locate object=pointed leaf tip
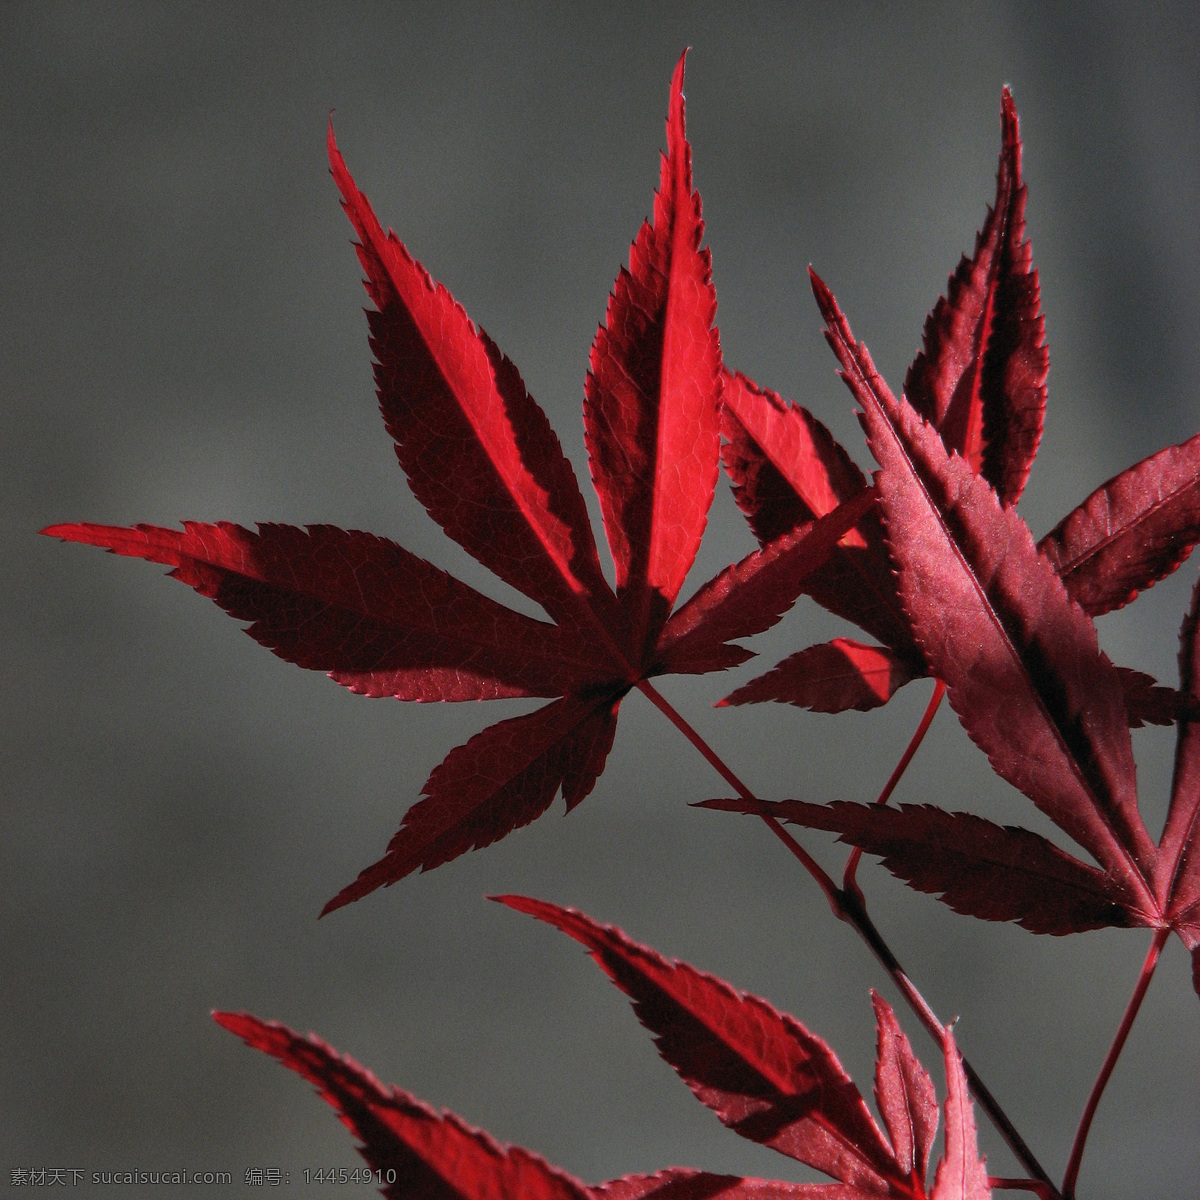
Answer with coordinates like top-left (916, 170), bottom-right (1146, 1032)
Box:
top-left (326, 114), bottom-right (346, 181)
top-left (871, 992), bottom-right (938, 1181)
top-left (498, 895), bottom-right (903, 1191)
top-left (808, 267), bottom-right (835, 316)
top-left (931, 1026), bottom-right (991, 1200)
top-left (584, 48), bottom-right (721, 647)
top-left (667, 50), bottom-right (689, 161)
top-left (815, 277), bottom-right (1154, 905)
top-left (1001, 85), bottom-right (1017, 133)
top-left (901, 81), bottom-right (1044, 505)
top-left (672, 48), bottom-right (689, 95)
top-left (215, 1011), bottom-right (592, 1200)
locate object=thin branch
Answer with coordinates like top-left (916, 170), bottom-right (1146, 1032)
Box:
top-left (839, 890), bottom-right (1056, 1196)
top-left (634, 679), bottom-right (840, 910)
top-left (990, 1179), bottom-right (1057, 1199)
top-left (1062, 927), bottom-right (1170, 1200)
top-left (635, 677), bottom-right (1060, 1198)
top-left (844, 678), bottom-right (946, 894)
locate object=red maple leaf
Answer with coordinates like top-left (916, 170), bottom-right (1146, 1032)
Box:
top-left (710, 276), bottom-right (1200, 990)
top-left (720, 89), bottom-right (1200, 720)
top-left (699, 89), bottom-right (1200, 994)
top-left (42, 55), bottom-right (867, 914)
top-left (499, 896), bottom-right (989, 1199)
top-left (217, 899), bottom-right (993, 1199)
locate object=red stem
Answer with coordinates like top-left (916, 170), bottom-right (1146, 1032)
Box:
top-left (1061, 927), bottom-right (1170, 1200)
top-left (634, 679), bottom-right (840, 911)
top-left (990, 1180), bottom-right (1056, 1199)
top-left (634, 677), bottom-right (1059, 1198)
top-left (844, 679), bottom-right (946, 894)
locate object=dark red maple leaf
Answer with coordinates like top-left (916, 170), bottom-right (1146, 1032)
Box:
top-left (702, 798), bottom-right (1138, 936)
top-left (43, 55), bottom-right (868, 914)
top-left (217, 901), bottom-right (992, 1200)
top-left (714, 271), bottom-right (1158, 909)
top-left (710, 276), bottom-right (1200, 979)
top-left (805, 269), bottom-right (1169, 920)
top-left (496, 896), bottom-right (900, 1190)
top-left (870, 993), bottom-right (936, 1185)
top-left (496, 896), bottom-right (990, 1199)
top-left (721, 89), bottom-right (1200, 720)
top-left (1037, 431), bottom-right (1200, 617)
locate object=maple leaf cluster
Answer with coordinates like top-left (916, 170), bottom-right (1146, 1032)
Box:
top-left (45, 50), bottom-right (1200, 1200)
top-left (712, 180), bottom-right (1200, 973)
top-left (46, 54), bottom-right (866, 917)
top-left (217, 897), bottom-right (990, 1200)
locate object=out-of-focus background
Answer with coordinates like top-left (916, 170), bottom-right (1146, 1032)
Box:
top-left (3, 3), bottom-right (1198, 1196)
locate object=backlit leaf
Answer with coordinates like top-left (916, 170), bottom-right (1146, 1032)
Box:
top-left (496, 895), bottom-right (904, 1192)
top-left (871, 993), bottom-right (937, 1182)
top-left (1038, 432), bottom-right (1200, 616)
top-left (812, 269), bottom-right (1157, 912)
top-left (905, 87), bottom-right (1045, 504)
top-left (214, 1012), bottom-right (591, 1200)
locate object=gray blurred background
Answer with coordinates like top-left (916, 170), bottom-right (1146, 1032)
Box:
top-left (3, 3), bottom-right (1198, 1197)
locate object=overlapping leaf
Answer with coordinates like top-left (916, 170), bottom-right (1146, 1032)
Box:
top-left (870, 993), bottom-right (936, 1183)
top-left (720, 90), bottom-right (1041, 714)
top-left (713, 273), bottom-right (1200, 948)
top-left (721, 90), bottom-right (1199, 719)
top-left (44, 55), bottom-right (861, 913)
top-left (720, 639), bottom-right (922, 714)
top-left (592, 1173), bottom-right (860, 1199)
top-left (708, 87), bottom-right (1200, 964)
top-left (656, 490), bottom-right (877, 676)
top-left (811, 270), bottom-right (1159, 913)
top-left (219, 896), bottom-right (995, 1199)
top-left (928, 1029), bottom-right (990, 1200)
top-left (218, 975), bottom-right (988, 1200)
top-left (593, 1174), bottom-right (868, 1199)
top-left (721, 370), bottom-right (922, 714)
top-left (702, 799), bottom-right (1137, 936)
top-left (498, 896), bottom-right (989, 1199)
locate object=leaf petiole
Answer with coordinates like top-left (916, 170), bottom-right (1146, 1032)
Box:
top-left (989, 1179), bottom-right (1058, 1199)
top-left (843, 677), bottom-right (947, 896)
top-left (1061, 926), bottom-right (1170, 1199)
